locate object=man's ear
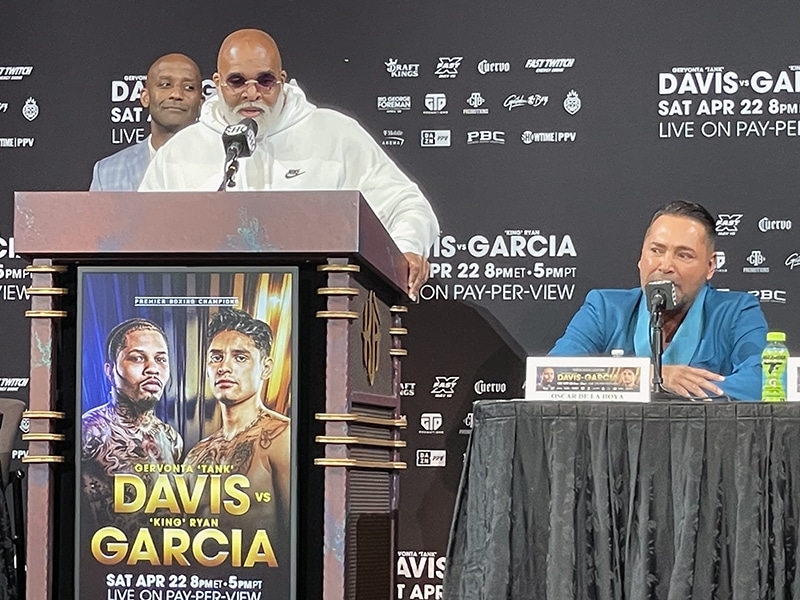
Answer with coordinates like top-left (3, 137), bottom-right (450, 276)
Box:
top-left (260, 356), bottom-right (274, 381)
top-left (140, 87), bottom-right (150, 109)
top-left (104, 362), bottom-right (114, 384)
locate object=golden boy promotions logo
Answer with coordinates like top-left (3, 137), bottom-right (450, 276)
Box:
top-left (361, 291), bottom-right (381, 385)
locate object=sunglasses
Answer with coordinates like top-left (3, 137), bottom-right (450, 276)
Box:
top-left (221, 72), bottom-right (282, 93)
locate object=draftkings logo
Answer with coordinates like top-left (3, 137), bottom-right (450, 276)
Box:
top-left (434, 57), bottom-right (463, 78)
top-left (524, 58), bottom-right (575, 73)
top-left (743, 250), bottom-right (769, 273)
top-left (400, 382), bottom-right (416, 397)
top-left (416, 449), bottom-right (446, 467)
top-left (0, 66), bottom-right (33, 81)
top-left (715, 214), bottom-right (743, 236)
top-left (431, 376), bottom-right (459, 398)
top-left (748, 289), bottom-right (786, 304)
top-left (0, 378), bottom-right (29, 392)
top-left (377, 95), bottom-right (411, 113)
top-left (419, 413), bottom-right (443, 434)
top-left (381, 129), bottom-right (405, 147)
top-left (385, 59), bottom-right (419, 78)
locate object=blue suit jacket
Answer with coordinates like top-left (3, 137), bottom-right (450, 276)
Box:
top-left (89, 140), bottom-right (150, 191)
top-left (549, 285), bottom-right (768, 401)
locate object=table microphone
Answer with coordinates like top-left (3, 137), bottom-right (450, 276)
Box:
top-left (645, 280), bottom-right (677, 312)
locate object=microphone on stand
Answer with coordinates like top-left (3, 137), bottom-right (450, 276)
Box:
top-left (645, 280), bottom-right (677, 313)
top-left (218, 118), bottom-right (258, 190)
top-left (644, 280), bottom-right (683, 401)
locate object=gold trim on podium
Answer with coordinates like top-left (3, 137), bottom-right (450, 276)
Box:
top-left (21, 456), bottom-right (65, 464)
top-left (313, 458), bottom-right (406, 470)
top-left (317, 264), bottom-right (361, 273)
top-left (315, 310), bottom-right (359, 319)
top-left (25, 265), bottom-right (68, 274)
top-left (23, 410), bottom-right (67, 420)
top-left (315, 413), bottom-right (406, 428)
top-left (389, 348), bottom-right (408, 356)
top-left (390, 305), bottom-right (408, 313)
top-left (26, 287), bottom-right (69, 296)
top-left (22, 433), bottom-right (65, 442)
top-left (389, 327), bottom-right (408, 335)
top-left (315, 435), bottom-right (406, 448)
top-left (25, 309), bottom-right (68, 318)
top-left (317, 287), bottom-right (359, 296)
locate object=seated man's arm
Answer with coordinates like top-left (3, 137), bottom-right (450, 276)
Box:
top-left (716, 294), bottom-right (767, 401)
top-left (549, 290), bottom-right (609, 355)
top-left (89, 160), bottom-right (104, 191)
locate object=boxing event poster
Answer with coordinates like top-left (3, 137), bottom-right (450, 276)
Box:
top-left (76, 267), bottom-right (297, 600)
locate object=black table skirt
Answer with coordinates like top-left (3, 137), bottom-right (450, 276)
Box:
top-left (444, 401), bottom-right (800, 600)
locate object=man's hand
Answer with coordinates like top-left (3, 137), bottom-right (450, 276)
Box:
top-left (662, 365), bottom-right (725, 398)
top-left (404, 252), bottom-right (430, 301)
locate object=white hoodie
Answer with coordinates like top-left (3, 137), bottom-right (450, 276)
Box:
top-left (139, 82), bottom-right (439, 256)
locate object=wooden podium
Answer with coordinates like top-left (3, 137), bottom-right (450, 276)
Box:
top-left (14, 191), bottom-right (410, 600)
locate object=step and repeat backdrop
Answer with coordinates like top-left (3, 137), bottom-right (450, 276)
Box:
top-left (2, 2), bottom-right (800, 598)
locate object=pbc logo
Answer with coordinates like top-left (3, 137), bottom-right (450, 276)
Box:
top-left (467, 130), bottom-right (505, 144)
top-left (400, 382), bottom-right (416, 396)
top-left (749, 289), bottom-right (787, 304)
top-left (715, 214), bottom-right (743, 235)
top-left (434, 57), bottom-right (463, 78)
top-left (420, 413), bottom-right (443, 432)
top-left (416, 449), bottom-right (446, 467)
top-left (431, 376), bottom-right (459, 398)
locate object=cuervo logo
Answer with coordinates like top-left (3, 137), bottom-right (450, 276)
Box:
top-left (474, 380), bottom-right (507, 395)
top-left (477, 60), bottom-right (510, 74)
top-left (759, 217), bottom-right (792, 232)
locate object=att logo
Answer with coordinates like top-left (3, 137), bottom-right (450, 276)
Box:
top-left (431, 376), bottom-right (459, 398)
top-left (715, 214), bottom-right (743, 235)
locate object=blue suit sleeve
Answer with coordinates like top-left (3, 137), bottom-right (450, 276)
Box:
top-left (549, 290), bottom-right (608, 355)
top-left (718, 294), bottom-right (768, 401)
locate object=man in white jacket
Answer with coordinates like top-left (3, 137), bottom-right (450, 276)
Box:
top-left (140, 28), bottom-right (439, 299)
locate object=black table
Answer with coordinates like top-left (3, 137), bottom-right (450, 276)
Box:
top-left (444, 401), bottom-right (800, 600)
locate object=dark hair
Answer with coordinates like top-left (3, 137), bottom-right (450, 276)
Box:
top-left (207, 308), bottom-right (273, 358)
top-left (105, 318), bottom-right (168, 364)
top-left (647, 200), bottom-right (717, 250)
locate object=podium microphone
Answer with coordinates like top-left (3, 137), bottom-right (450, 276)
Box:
top-left (219, 118), bottom-right (258, 190)
top-left (222, 118), bottom-right (258, 162)
top-left (645, 280), bottom-right (677, 313)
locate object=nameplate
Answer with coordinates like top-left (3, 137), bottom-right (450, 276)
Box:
top-left (788, 358), bottom-right (800, 401)
top-left (525, 356), bottom-right (651, 402)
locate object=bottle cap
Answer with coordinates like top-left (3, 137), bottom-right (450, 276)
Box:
top-left (767, 331), bottom-right (786, 342)
top-left (611, 349), bottom-right (624, 357)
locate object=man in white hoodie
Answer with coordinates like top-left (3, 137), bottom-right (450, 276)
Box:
top-left (139, 28), bottom-right (439, 299)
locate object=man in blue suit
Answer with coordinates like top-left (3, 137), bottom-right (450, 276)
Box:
top-left (550, 201), bottom-right (767, 401)
top-left (90, 53), bottom-right (203, 191)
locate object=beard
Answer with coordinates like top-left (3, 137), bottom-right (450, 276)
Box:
top-left (220, 95), bottom-right (283, 136)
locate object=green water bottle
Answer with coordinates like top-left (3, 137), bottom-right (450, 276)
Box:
top-left (762, 331), bottom-right (789, 402)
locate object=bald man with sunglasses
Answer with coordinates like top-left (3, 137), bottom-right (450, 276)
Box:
top-left (140, 28), bottom-right (439, 299)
